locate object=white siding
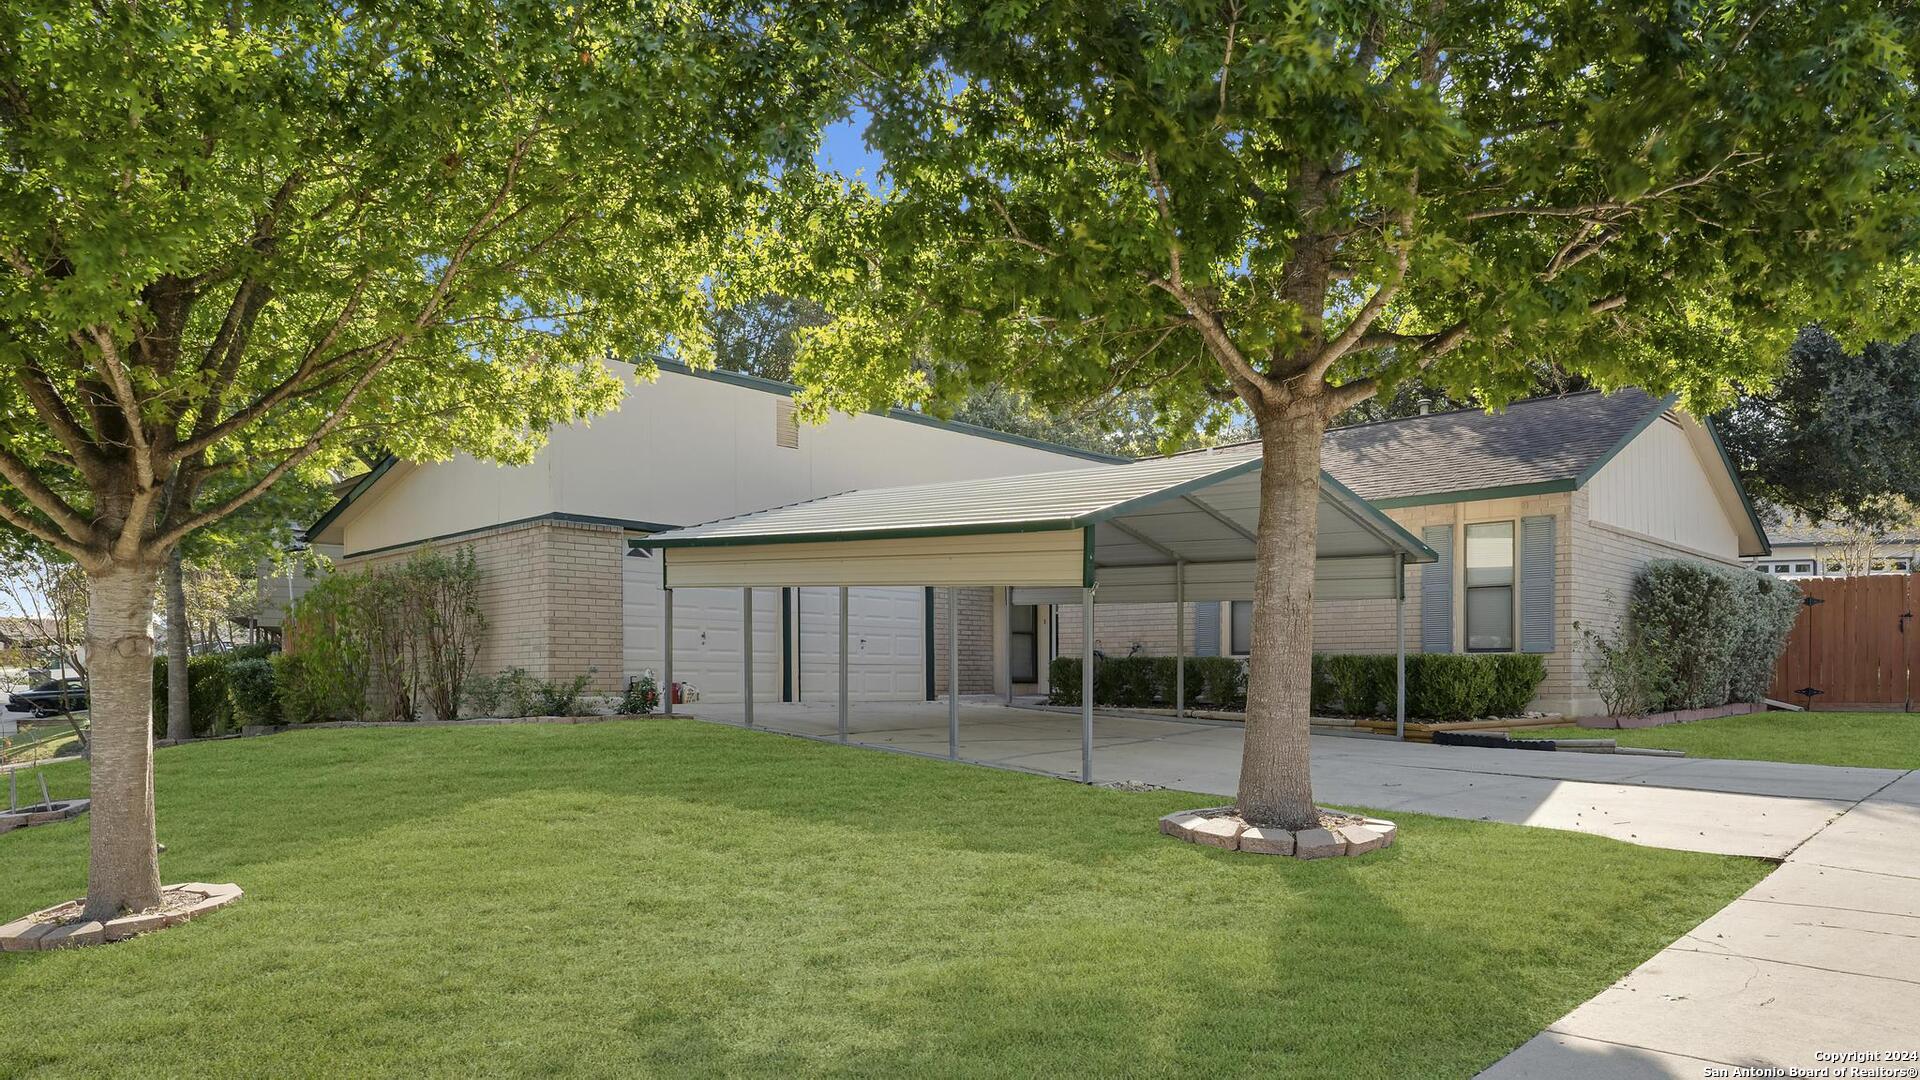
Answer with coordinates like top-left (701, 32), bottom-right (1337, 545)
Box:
top-left (1585, 414), bottom-right (1741, 559)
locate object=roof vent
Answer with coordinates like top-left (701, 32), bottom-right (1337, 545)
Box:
top-left (775, 400), bottom-right (800, 449)
top-left (1417, 398), bottom-right (1432, 416)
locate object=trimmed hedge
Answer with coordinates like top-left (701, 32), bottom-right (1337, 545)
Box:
top-left (150, 643), bottom-right (275, 738)
top-left (1045, 651), bottom-right (1545, 720)
top-left (1628, 560), bottom-right (1801, 710)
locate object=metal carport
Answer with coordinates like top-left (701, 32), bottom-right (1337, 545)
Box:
top-left (634, 447), bottom-right (1437, 781)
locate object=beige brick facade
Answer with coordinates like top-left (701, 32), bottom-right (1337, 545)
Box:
top-left (931, 587), bottom-right (996, 694)
top-left (341, 519), bottom-right (626, 696)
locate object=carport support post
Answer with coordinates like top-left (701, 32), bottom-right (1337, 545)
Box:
top-left (837, 586), bottom-right (850, 742)
top-left (947, 586), bottom-right (960, 759)
top-left (742, 587), bottom-right (754, 728)
top-left (662, 587), bottom-right (674, 716)
top-left (1174, 561), bottom-right (1186, 718)
top-left (1081, 587), bottom-right (1094, 782)
top-left (1004, 586), bottom-right (1014, 705)
top-left (1395, 554), bottom-right (1407, 739)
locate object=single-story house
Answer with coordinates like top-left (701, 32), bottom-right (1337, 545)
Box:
top-left (1747, 514), bottom-right (1920, 578)
top-left (1058, 389), bottom-right (1770, 716)
top-left (305, 361), bottom-right (1121, 705)
top-left (308, 373), bottom-right (1768, 719)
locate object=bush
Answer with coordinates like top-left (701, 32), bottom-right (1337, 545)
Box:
top-left (285, 544), bottom-right (489, 722)
top-left (227, 657), bottom-right (280, 727)
top-left (1628, 560), bottom-right (1800, 711)
top-left (151, 651), bottom-right (248, 737)
top-left (1404, 654), bottom-right (1497, 721)
top-left (1481, 654), bottom-right (1548, 717)
top-left (537, 670), bottom-right (596, 716)
top-left (1323, 654), bottom-right (1396, 717)
top-left (274, 652), bottom-right (327, 724)
top-left (1049, 655), bottom-right (1247, 710)
top-left (1576, 618), bottom-right (1665, 718)
top-left (1187, 656), bottom-right (1247, 709)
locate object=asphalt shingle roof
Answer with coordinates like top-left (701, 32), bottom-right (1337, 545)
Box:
top-left (1318, 389), bottom-right (1666, 503)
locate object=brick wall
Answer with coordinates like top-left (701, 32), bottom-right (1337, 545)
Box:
top-left (341, 519), bottom-right (626, 697)
top-left (930, 587), bottom-right (996, 694)
top-left (1054, 602), bottom-right (1214, 658)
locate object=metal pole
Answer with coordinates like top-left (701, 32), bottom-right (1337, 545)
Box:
top-left (1174, 561), bottom-right (1186, 718)
top-left (947, 586), bottom-right (960, 759)
top-left (1004, 587), bottom-right (1015, 705)
top-left (838, 586), bottom-right (850, 742)
top-left (1395, 555), bottom-right (1407, 739)
top-left (1081, 586), bottom-right (1094, 782)
top-left (662, 586), bottom-right (674, 716)
top-left (742, 587), bottom-right (754, 728)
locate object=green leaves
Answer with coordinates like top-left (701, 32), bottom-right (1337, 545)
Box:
top-left (764, 0), bottom-right (1920, 433)
top-left (1, 0), bottom-right (843, 560)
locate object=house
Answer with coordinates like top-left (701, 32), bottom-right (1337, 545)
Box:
top-left (1055, 390), bottom-right (1769, 717)
top-left (1747, 514), bottom-right (1920, 578)
top-left (303, 361), bottom-right (1121, 705)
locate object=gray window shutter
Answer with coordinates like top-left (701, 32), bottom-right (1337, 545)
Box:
top-left (1520, 515), bottom-right (1556, 653)
top-left (1193, 603), bottom-right (1220, 656)
top-left (1420, 525), bottom-right (1453, 654)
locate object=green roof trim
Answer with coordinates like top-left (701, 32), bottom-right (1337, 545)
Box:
top-left (1703, 415), bottom-right (1773, 557)
top-left (647, 359), bottom-right (1128, 464)
top-left (306, 453), bottom-right (396, 541)
top-left (635, 517), bottom-right (1085, 549)
top-left (1365, 479), bottom-right (1579, 509)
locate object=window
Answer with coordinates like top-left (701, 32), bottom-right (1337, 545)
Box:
top-left (1464, 521), bottom-right (1514, 652)
top-left (1756, 559), bottom-right (1817, 577)
top-left (1229, 600), bottom-right (1253, 656)
top-left (1009, 604), bottom-right (1038, 682)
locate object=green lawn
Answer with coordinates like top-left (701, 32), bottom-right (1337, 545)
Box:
top-left (1523, 710), bottom-right (1920, 770)
top-left (1, 720), bottom-right (1765, 1078)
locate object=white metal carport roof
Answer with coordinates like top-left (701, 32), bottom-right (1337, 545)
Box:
top-left (634, 448), bottom-right (1435, 782)
top-left (636, 447), bottom-right (1437, 597)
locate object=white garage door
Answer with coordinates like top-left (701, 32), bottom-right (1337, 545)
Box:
top-left (623, 549), bottom-right (780, 704)
top-left (795, 586), bottom-right (926, 702)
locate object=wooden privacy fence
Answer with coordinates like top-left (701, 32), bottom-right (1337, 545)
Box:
top-left (1769, 574), bottom-right (1918, 710)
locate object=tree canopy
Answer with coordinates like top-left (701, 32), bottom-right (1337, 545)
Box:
top-left (763, 0), bottom-right (1917, 433)
top-left (1718, 327), bottom-right (1920, 530)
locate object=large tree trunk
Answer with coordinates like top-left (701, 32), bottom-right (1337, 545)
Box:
top-left (82, 563), bottom-right (165, 921)
top-left (165, 548), bottom-right (191, 742)
top-left (1235, 409), bottom-right (1327, 830)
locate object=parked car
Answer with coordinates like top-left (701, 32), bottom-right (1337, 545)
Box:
top-left (7, 678), bottom-right (88, 717)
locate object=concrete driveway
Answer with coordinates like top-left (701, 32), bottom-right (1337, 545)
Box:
top-left (682, 699), bottom-right (1901, 859)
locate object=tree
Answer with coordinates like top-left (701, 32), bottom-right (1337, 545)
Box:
top-left (770, 1), bottom-right (1920, 828)
top-left (1718, 328), bottom-right (1920, 530)
top-left (1, 1), bottom-right (828, 918)
top-left (707, 295), bottom-right (834, 383)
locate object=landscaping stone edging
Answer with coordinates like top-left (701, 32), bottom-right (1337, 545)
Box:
top-left (1160, 806), bottom-right (1396, 859)
top-left (1573, 702), bottom-right (1763, 729)
top-left (0, 882), bottom-right (242, 951)
top-left (0, 798), bottom-right (89, 834)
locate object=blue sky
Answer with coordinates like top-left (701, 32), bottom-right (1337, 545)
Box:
top-left (814, 113), bottom-right (884, 182)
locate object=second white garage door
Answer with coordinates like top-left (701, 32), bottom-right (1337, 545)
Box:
top-left (624, 551), bottom-right (926, 704)
top-left (796, 587), bottom-right (926, 702)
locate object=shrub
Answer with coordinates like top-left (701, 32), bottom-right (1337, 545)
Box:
top-left (274, 652), bottom-right (331, 724)
top-left (1481, 654), bottom-right (1548, 716)
top-left (151, 652), bottom-right (243, 737)
top-left (536, 670), bottom-right (596, 716)
top-left (620, 672), bottom-right (660, 716)
top-left (462, 670), bottom-right (507, 718)
top-left (1187, 656), bottom-right (1247, 709)
top-left (1728, 572), bottom-right (1802, 702)
top-left (1576, 618), bottom-right (1665, 718)
top-left (1405, 654), bottom-right (1497, 721)
top-left (1323, 654), bottom-right (1396, 717)
top-left (495, 667), bottom-right (541, 717)
top-left (285, 544), bottom-right (489, 722)
top-left (227, 657), bottom-right (280, 727)
top-left (1050, 655), bottom-right (1246, 709)
top-left (1628, 560), bottom-right (1799, 711)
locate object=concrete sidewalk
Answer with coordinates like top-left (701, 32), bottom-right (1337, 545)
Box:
top-left (1482, 769), bottom-right (1920, 1078)
top-left (683, 701), bottom-right (1900, 858)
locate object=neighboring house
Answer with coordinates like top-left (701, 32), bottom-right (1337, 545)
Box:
top-left (304, 361), bottom-right (1120, 706)
top-left (1747, 514), bottom-right (1920, 578)
top-left (1056, 390), bottom-right (1769, 717)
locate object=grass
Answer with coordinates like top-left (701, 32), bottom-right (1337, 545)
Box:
top-left (1522, 710), bottom-right (1920, 770)
top-left (1, 715), bottom-right (86, 767)
top-left (0, 719), bottom-right (1767, 1078)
